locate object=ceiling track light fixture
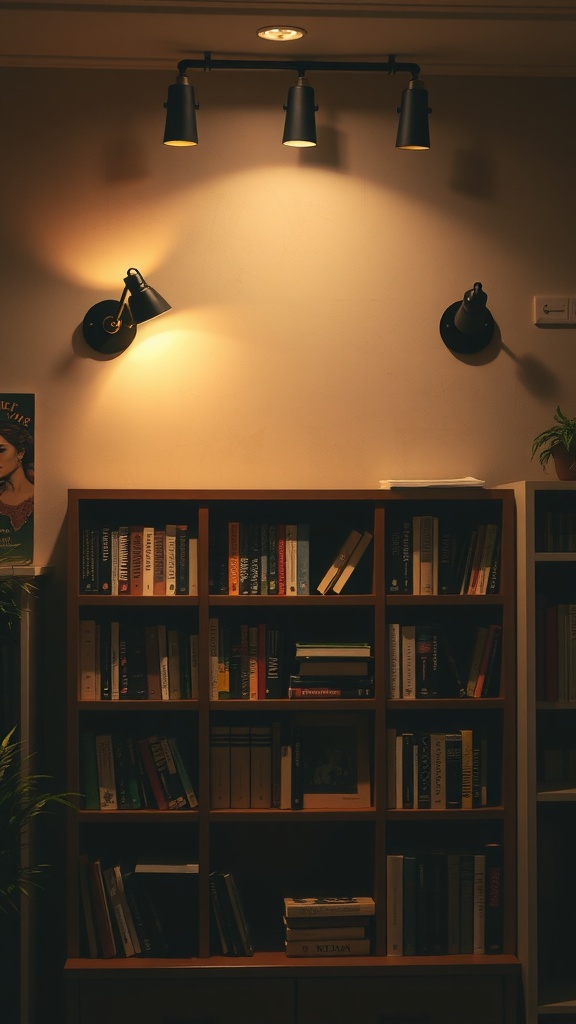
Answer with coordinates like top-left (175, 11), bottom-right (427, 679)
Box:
top-left (440, 282), bottom-right (495, 355)
top-left (82, 268), bottom-right (171, 355)
top-left (162, 52), bottom-right (430, 151)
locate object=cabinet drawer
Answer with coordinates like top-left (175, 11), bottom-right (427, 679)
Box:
top-left (297, 975), bottom-right (513, 1024)
top-left (77, 978), bottom-right (295, 1024)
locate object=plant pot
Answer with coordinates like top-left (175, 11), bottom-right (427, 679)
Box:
top-left (552, 445), bottom-right (576, 480)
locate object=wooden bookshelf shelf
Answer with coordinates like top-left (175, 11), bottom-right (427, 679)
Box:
top-left (64, 488), bottom-right (519, 1024)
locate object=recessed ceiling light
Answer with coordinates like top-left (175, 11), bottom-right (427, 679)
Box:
top-left (257, 26), bottom-right (306, 42)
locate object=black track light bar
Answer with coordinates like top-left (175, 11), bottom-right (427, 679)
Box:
top-left (176, 52), bottom-right (421, 80)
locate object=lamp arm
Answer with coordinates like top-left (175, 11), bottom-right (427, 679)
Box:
top-left (110, 285), bottom-right (131, 330)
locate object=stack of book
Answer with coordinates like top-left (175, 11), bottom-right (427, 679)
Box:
top-left (283, 896), bottom-right (375, 957)
top-left (82, 732), bottom-right (198, 811)
top-left (79, 856), bottom-right (199, 958)
top-left (316, 528), bottom-right (373, 594)
top-left (209, 870), bottom-right (254, 957)
top-left (289, 641), bottom-right (374, 699)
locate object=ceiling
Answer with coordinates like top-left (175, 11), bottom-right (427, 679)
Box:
top-left (1, 1), bottom-right (576, 77)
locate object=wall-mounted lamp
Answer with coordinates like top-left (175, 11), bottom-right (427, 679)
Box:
top-left (82, 268), bottom-right (171, 355)
top-left (396, 78), bottom-right (431, 150)
top-left (440, 282), bottom-right (495, 354)
top-left (163, 53), bottom-right (430, 151)
top-left (282, 75), bottom-right (318, 147)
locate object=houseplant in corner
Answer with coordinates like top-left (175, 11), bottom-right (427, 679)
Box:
top-left (0, 576), bottom-right (70, 908)
top-left (531, 406), bottom-right (576, 480)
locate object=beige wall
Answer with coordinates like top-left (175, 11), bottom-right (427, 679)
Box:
top-left (1, 67), bottom-right (575, 567)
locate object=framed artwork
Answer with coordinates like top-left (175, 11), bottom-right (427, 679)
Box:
top-left (291, 715), bottom-right (371, 809)
top-left (0, 394), bottom-right (34, 565)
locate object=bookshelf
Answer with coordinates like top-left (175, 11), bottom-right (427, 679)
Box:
top-left (64, 489), bottom-right (520, 1024)
top-left (505, 480), bottom-right (576, 1024)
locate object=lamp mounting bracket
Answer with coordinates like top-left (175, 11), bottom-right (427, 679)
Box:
top-left (176, 52), bottom-right (421, 79)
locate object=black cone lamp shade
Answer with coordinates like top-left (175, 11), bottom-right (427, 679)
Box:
top-left (82, 268), bottom-right (171, 355)
top-left (163, 74), bottom-right (199, 146)
top-left (396, 78), bottom-right (430, 150)
top-left (440, 282), bottom-right (495, 355)
top-left (282, 76), bottom-right (318, 147)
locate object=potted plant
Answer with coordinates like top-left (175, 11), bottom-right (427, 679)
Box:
top-left (0, 576), bottom-right (71, 914)
top-left (531, 406), bottom-right (576, 480)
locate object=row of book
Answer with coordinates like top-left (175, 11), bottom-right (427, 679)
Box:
top-left (79, 855), bottom-right (199, 958)
top-left (80, 619), bottom-right (199, 700)
top-left (388, 622), bottom-right (502, 700)
top-left (283, 896), bottom-right (375, 957)
top-left (386, 514), bottom-right (500, 596)
top-left (535, 504), bottom-right (576, 552)
top-left (209, 870), bottom-right (254, 956)
top-left (386, 845), bottom-right (503, 956)
top-left (209, 619), bottom-right (281, 699)
top-left (82, 732), bottom-right (198, 810)
top-left (210, 716), bottom-right (371, 811)
top-left (209, 522), bottom-right (373, 597)
top-left (386, 727), bottom-right (499, 809)
top-left (80, 524), bottom-right (198, 596)
top-left (208, 626), bottom-right (374, 701)
top-left (536, 601), bottom-right (576, 702)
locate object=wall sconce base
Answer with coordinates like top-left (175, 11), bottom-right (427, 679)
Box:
top-left (82, 299), bottom-right (137, 355)
top-left (439, 300), bottom-right (494, 354)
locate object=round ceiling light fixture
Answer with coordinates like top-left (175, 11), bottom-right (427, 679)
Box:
top-left (257, 26), bottom-right (306, 42)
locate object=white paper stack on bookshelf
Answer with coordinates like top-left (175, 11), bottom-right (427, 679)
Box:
top-left (379, 477), bottom-right (485, 489)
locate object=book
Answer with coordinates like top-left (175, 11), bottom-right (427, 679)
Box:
top-left (388, 622), bottom-right (402, 698)
top-left (386, 854), bottom-right (403, 955)
top-left (283, 896), bottom-right (375, 919)
top-left (78, 854), bottom-right (99, 956)
top-left (188, 535), bottom-right (198, 596)
top-left (331, 530), bottom-right (373, 593)
top-left (129, 526), bottom-right (144, 596)
top-left (230, 725), bottom-right (251, 808)
top-left (210, 725), bottom-right (231, 808)
top-left (418, 514), bottom-right (436, 595)
top-left (284, 923), bottom-right (367, 940)
top-left (294, 642), bottom-right (371, 659)
top-left (291, 716), bottom-right (371, 809)
top-left (165, 524), bottom-right (177, 596)
top-left (288, 683), bottom-right (374, 699)
top-left (87, 858), bottom-right (116, 957)
top-left (284, 938), bottom-right (371, 957)
top-left (297, 522), bottom-right (310, 595)
top-left (102, 864), bottom-right (140, 957)
top-left (316, 528), bottom-right (363, 594)
top-left (249, 724), bottom-right (272, 808)
top-left (484, 842), bottom-right (504, 954)
top-left (153, 528), bottom-right (166, 594)
top-left (401, 624), bottom-right (416, 699)
top-left (285, 523), bottom-right (298, 595)
top-left (142, 526), bottom-right (154, 596)
top-left (134, 860), bottom-right (199, 874)
top-left (80, 619), bottom-right (98, 700)
top-left (95, 733), bottom-right (117, 809)
top-left (473, 853), bottom-right (486, 954)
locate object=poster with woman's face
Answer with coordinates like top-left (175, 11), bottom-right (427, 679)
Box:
top-left (0, 395), bottom-right (34, 564)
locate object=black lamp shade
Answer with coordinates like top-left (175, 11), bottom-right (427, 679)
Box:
top-left (282, 78), bottom-right (317, 147)
top-left (163, 77), bottom-right (199, 146)
top-left (396, 79), bottom-right (430, 150)
top-left (124, 270), bottom-right (171, 324)
top-left (440, 282), bottom-right (495, 354)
